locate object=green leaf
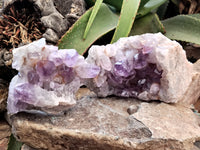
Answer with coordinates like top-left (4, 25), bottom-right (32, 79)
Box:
top-left (130, 13), bottom-right (165, 35)
top-left (103, 0), bottom-right (123, 11)
top-left (85, 0), bottom-right (123, 11)
top-left (162, 15), bottom-right (200, 45)
top-left (58, 3), bottom-right (119, 55)
top-left (111, 0), bottom-right (140, 43)
top-left (156, 0), bottom-right (169, 20)
top-left (85, 0), bottom-right (166, 16)
top-left (83, 0), bottom-right (103, 39)
top-left (7, 134), bottom-right (23, 150)
top-left (137, 0), bottom-right (167, 18)
top-left (189, 13), bottom-right (200, 19)
top-left (139, 0), bottom-right (150, 9)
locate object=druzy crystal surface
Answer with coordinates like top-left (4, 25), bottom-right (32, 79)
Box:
top-left (7, 38), bottom-right (100, 115)
top-left (86, 33), bottom-right (194, 103)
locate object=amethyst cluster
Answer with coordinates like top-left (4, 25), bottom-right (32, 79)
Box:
top-left (8, 33), bottom-right (196, 115)
top-left (86, 40), bottom-right (163, 100)
top-left (7, 38), bottom-right (100, 115)
top-left (86, 33), bottom-right (194, 103)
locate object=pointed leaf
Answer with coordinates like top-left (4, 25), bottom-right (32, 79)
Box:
top-left (189, 13), bottom-right (200, 19)
top-left (156, 0), bottom-right (169, 19)
top-left (83, 0), bottom-right (103, 39)
top-left (162, 15), bottom-right (200, 45)
top-left (111, 0), bottom-right (141, 43)
top-left (137, 0), bottom-right (167, 18)
top-left (103, 0), bottom-right (123, 11)
top-left (58, 3), bottom-right (119, 55)
top-left (130, 13), bottom-right (165, 35)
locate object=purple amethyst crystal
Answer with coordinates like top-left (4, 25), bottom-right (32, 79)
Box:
top-left (14, 83), bottom-right (35, 104)
top-left (57, 64), bottom-right (75, 84)
top-left (86, 39), bottom-right (162, 100)
top-left (133, 53), bottom-right (148, 70)
top-left (36, 60), bottom-right (56, 78)
top-left (114, 61), bottom-right (131, 77)
top-left (86, 33), bottom-right (195, 103)
top-left (27, 70), bottom-right (40, 84)
top-left (7, 38), bottom-right (100, 115)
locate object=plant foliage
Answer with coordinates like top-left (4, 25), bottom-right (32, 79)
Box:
top-left (58, 0), bottom-right (200, 54)
top-left (58, 3), bottom-right (118, 55)
top-left (162, 15), bottom-right (200, 45)
top-left (83, 0), bottom-right (103, 39)
top-left (111, 0), bottom-right (140, 43)
top-left (7, 134), bottom-right (23, 150)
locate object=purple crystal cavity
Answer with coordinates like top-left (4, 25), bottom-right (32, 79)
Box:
top-left (7, 38), bottom-right (100, 115)
top-left (86, 33), bottom-right (169, 101)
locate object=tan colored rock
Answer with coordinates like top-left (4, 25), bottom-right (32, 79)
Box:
top-left (194, 99), bottom-right (200, 112)
top-left (0, 138), bottom-right (9, 150)
top-left (0, 120), bottom-right (11, 150)
top-left (132, 102), bottom-right (200, 141)
top-left (21, 144), bottom-right (37, 150)
top-left (0, 120), bottom-right (11, 140)
top-left (8, 88), bottom-right (200, 150)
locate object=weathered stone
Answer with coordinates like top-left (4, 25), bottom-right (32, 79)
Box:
top-left (8, 88), bottom-right (200, 150)
top-left (127, 105), bottom-right (139, 115)
top-left (194, 99), bottom-right (200, 113)
top-left (0, 119), bottom-right (11, 150)
top-left (0, 138), bottom-right (9, 150)
top-left (3, 0), bottom-right (86, 43)
top-left (42, 29), bottom-right (59, 43)
top-left (132, 102), bottom-right (200, 141)
top-left (21, 144), bottom-right (37, 150)
top-left (0, 119), bottom-right (11, 140)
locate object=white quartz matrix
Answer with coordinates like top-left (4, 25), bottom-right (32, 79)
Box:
top-left (7, 38), bottom-right (100, 115)
top-left (86, 33), bottom-right (195, 103)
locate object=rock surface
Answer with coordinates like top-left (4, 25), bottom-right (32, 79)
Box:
top-left (3, 0), bottom-right (86, 43)
top-left (21, 144), bottom-right (37, 150)
top-left (0, 119), bottom-right (11, 150)
top-left (8, 88), bottom-right (200, 150)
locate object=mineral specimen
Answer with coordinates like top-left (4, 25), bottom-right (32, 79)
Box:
top-left (86, 33), bottom-right (197, 104)
top-left (7, 38), bottom-right (100, 115)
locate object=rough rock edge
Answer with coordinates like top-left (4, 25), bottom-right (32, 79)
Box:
top-left (7, 89), bottom-right (200, 150)
top-left (9, 117), bottom-right (199, 150)
top-left (0, 119), bottom-right (11, 150)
